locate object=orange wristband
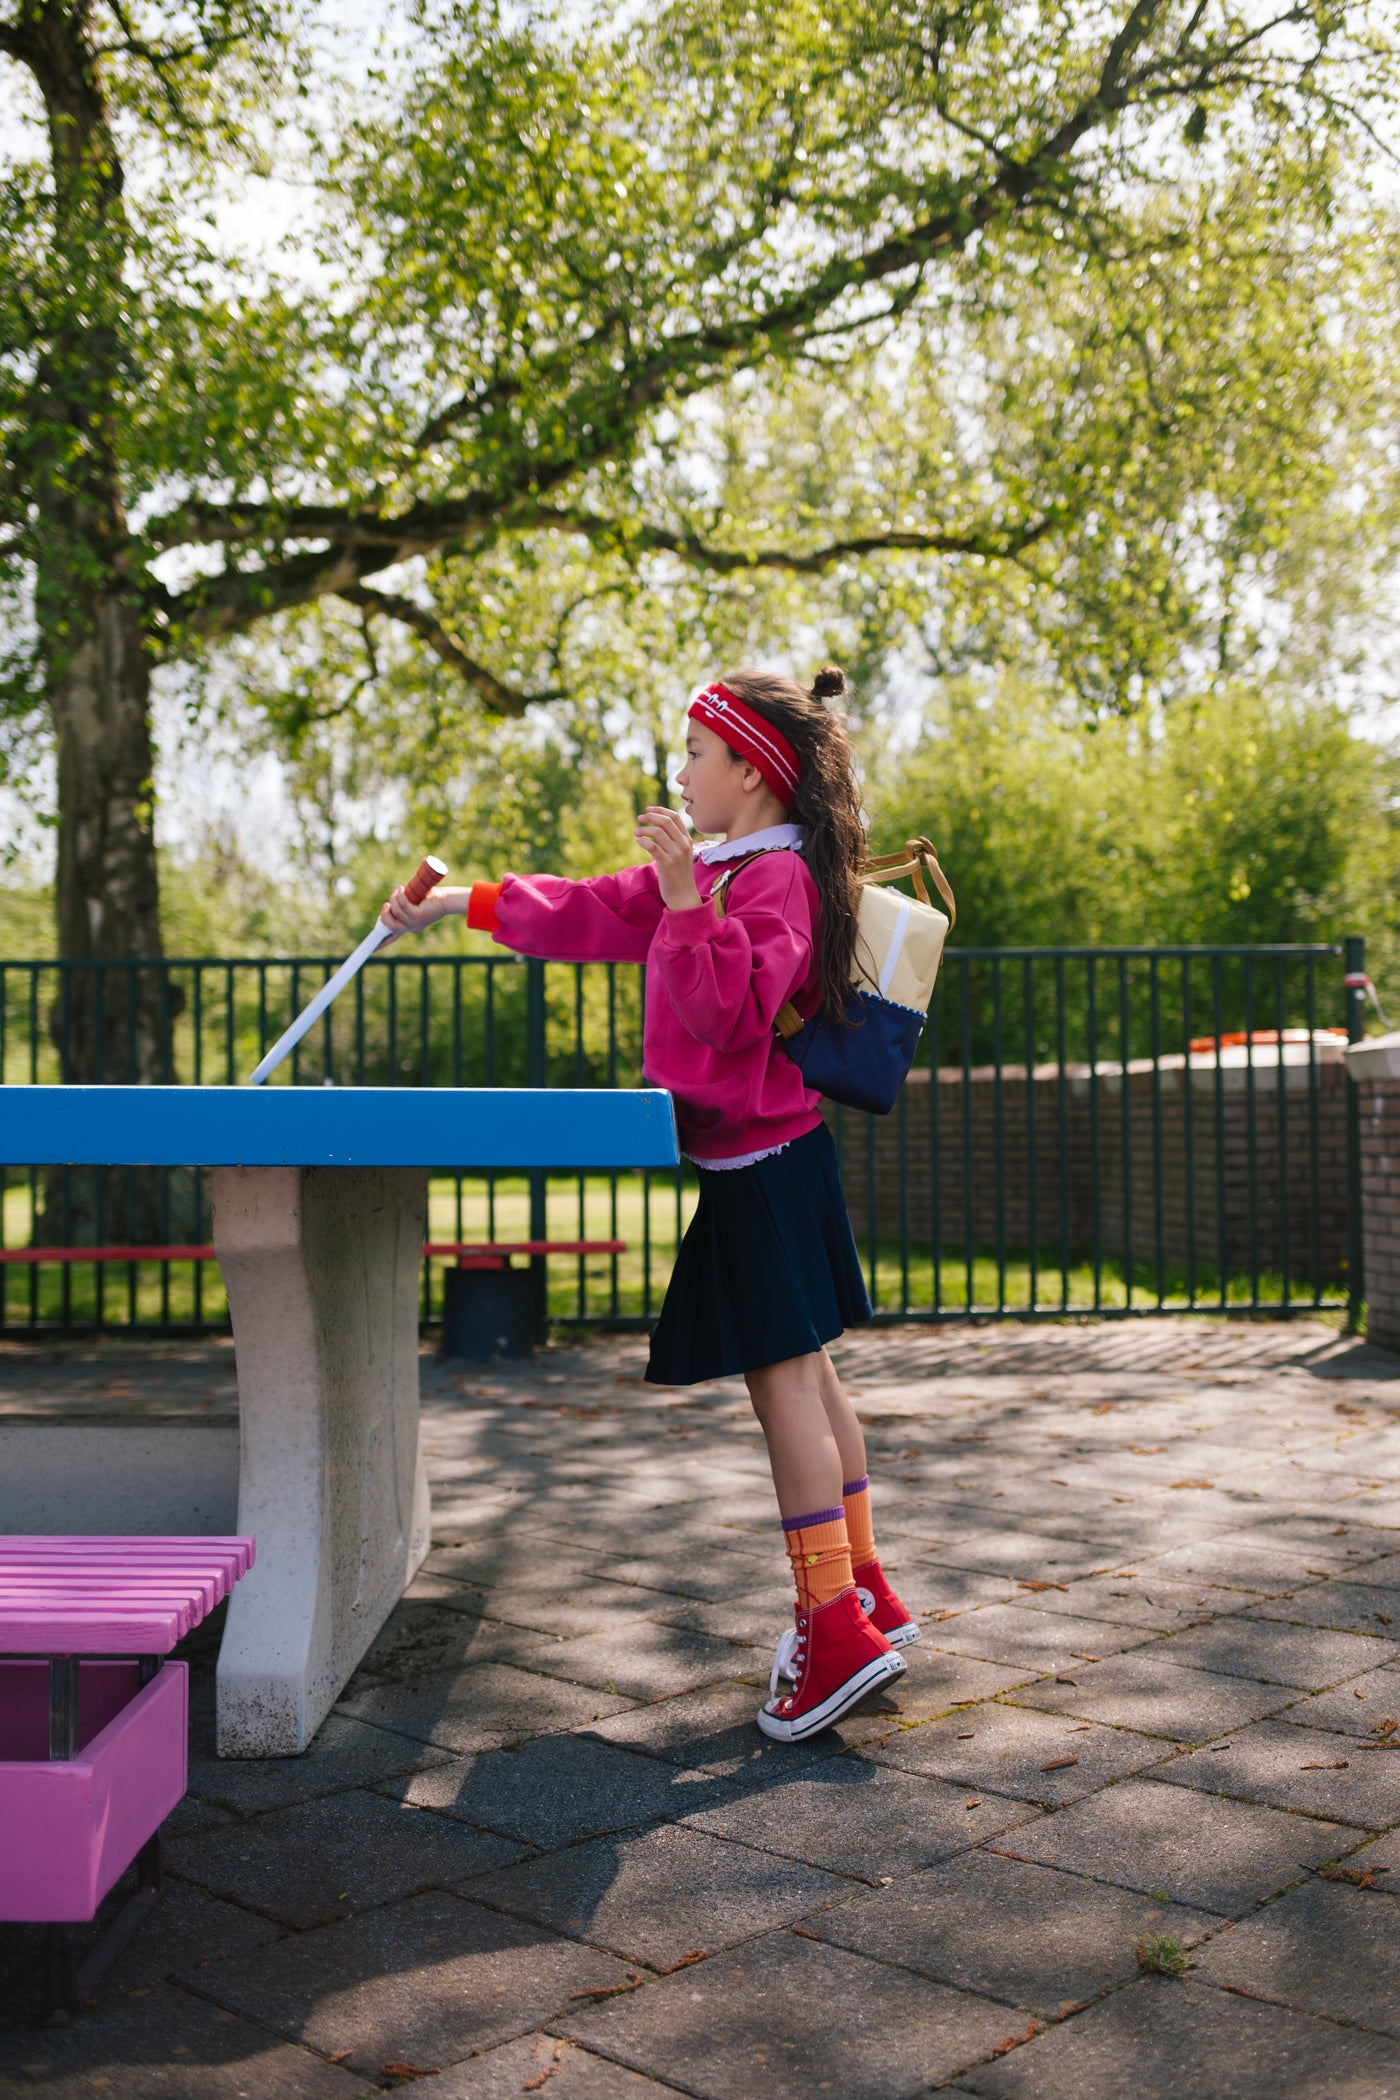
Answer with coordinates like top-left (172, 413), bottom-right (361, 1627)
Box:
top-left (466, 880), bottom-right (504, 934)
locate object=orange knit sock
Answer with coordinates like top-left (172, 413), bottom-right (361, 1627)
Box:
top-left (843, 1474), bottom-right (875, 1569)
top-left (782, 1505), bottom-right (854, 1611)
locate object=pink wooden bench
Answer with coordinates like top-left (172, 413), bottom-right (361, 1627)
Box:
top-left (0, 1534), bottom-right (255, 2020)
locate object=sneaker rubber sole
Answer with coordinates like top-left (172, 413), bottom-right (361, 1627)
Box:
top-left (757, 1646), bottom-right (906, 1742)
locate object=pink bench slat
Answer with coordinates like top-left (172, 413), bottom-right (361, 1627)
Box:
top-left (0, 1536), bottom-right (254, 1573)
top-left (0, 1606), bottom-right (192, 1652)
top-left (2, 1576), bottom-right (228, 1604)
top-left (0, 1535), bottom-right (255, 1654)
top-left (2, 1582), bottom-right (215, 1608)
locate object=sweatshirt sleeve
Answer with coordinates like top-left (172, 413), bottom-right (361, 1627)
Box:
top-left (485, 863), bottom-right (664, 965)
top-left (653, 855), bottom-right (815, 1053)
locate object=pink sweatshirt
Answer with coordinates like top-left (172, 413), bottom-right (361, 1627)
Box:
top-left (472, 850), bottom-right (825, 1161)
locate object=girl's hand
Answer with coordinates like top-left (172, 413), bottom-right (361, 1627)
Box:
top-left (635, 806), bottom-right (702, 913)
top-left (379, 884), bottom-right (449, 943)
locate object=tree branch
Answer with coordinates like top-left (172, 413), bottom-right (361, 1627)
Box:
top-left (335, 585), bottom-right (559, 716)
top-left (136, 0), bottom-right (1322, 642)
top-left (523, 505), bottom-right (1067, 572)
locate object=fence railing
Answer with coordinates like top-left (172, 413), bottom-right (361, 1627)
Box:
top-left (0, 939), bottom-right (1364, 1333)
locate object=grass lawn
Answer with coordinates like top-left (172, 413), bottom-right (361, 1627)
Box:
top-left (1, 1171), bottom-right (1343, 1331)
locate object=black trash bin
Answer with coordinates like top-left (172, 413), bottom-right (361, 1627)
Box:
top-left (440, 1259), bottom-right (546, 1359)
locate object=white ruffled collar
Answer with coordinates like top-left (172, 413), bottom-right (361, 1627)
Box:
top-left (694, 823), bottom-right (804, 864)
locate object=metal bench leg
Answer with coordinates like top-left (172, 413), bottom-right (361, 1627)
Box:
top-left (41, 1659), bottom-right (169, 2022)
top-left (43, 1924), bottom-right (79, 2024)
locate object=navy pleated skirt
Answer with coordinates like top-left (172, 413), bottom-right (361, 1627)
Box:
top-left (645, 1120), bottom-right (873, 1386)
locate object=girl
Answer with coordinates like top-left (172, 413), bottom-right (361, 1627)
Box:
top-left (380, 666), bottom-right (916, 1740)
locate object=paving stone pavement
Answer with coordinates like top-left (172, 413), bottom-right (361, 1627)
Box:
top-left (5, 1317), bottom-right (1400, 2097)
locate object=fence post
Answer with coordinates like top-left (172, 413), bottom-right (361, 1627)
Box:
top-left (1345, 934), bottom-right (1367, 1331)
top-left (526, 959), bottom-right (548, 1326)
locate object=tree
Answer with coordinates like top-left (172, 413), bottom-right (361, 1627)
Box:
top-left (2, 0), bottom-right (1395, 1085)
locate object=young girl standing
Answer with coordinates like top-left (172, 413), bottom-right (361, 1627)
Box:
top-left (381, 666), bottom-right (917, 1740)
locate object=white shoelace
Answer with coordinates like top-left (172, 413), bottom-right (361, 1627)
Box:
top-left (770, 1625), bottom-right (804, 1699)
top-left (775, 1588), bottom-right (879, 1685)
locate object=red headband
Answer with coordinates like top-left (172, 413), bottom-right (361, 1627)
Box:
top-left (688, 683), bottom-right (800, 808)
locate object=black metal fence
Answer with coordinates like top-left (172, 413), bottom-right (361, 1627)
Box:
top-left (0, 939), bottom-right (1364, 1334)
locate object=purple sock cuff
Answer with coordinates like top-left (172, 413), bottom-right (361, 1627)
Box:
top-left (842, 1475), bottom-right (870, 1498)
top-left (781, 1505), bottom-right (846, 1534)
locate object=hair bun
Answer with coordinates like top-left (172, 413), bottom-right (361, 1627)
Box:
top-left (810, 663), bottom-right (847, 703)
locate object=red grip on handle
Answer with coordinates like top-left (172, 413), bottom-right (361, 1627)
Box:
top-left (403, 855), bottom-right (449, 906)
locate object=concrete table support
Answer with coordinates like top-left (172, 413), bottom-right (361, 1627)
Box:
top-left (212, 1167), bottom-right (431, 1756)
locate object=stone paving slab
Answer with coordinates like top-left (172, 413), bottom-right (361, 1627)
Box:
top-left (1153, 1715), bottom-right (1400, 1827)
top-left (0, 1881), bottom-right (282, 2033)
top-left (1134, 1537), bottom-right (1343, 1594)
top-left (518, 1622), bottom-right (754, 1702)
top-left (337, 1659), bottom-right (635, 1750)
top-left (1345, 1823), bottom-right (1400, 1872)
top-left (1012, 1648), bottom-right (1303, 1739)
top-left (924, 1533), bottom-right (1125, 1584)
top-left (952, 1973), bottom-right (1400, 2098)
top-left (559, 1929), bottom-right (1024, 2099)
top-left (410, 1573), bottom-right (669, 1641)
top-left (891, 1564), bottom-right (1027, 1614)
top-left (183, 1709), bottom-right (455, 1818)
top-left (166, 1787), bottom-right (526, 1928)
top-left (473, 1821), bottom-right (849, 1970)
top-left (1005, 1570), bottom-right (1236, 1632)
top-left (807, 1849), bottom-right (1220, 2018)
top-left (405, 2034), bottom-right (688, 2097)
top-left (590, 1554), bottom-right (773, 1604)
top-left (863, 1700), bottom-right (1173, 1805)
top-left (1285, 1662), bottom-right (1400, 1737)
top-left (1235, 1514), bottom-right (1400, 1560)
top-left (348, 1597), bottom-right (570, 1681)
top-left (682, 1760), bottom-right (1041, 1879)
top-left (999, 1775), bottom-right (1363, 1915)
top-left (1191, 1876), bottom-right (1400, 2037)
top-left (0, 1982), bottom-right (368, 2097)
top-left (379, 1732), bottom-right (730, 1847)
top-left (923, 1603), bottom-right (1154, 1672)
top-left (1245, 1576), bottom-right (1400, 1638)
top-left (6, 1316), bottom-right (1400, 2096)
top-left (185, 1890), bottom-right (634, 2078)
top-left (1142, 1614), bottom-right (1399, 1687)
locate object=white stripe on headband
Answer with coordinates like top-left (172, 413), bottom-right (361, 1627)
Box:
top-left (693, 688), bottom-right (799, 795)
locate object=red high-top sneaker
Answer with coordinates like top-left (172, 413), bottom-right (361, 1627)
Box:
top-left (853, 1559), bottom-right (920, 1650)
top-left (758, 1586), bottom-right (905, 1742)
top-left (774, 1557), bottom-right (918, 1683)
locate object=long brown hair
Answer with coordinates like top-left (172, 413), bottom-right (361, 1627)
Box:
top-left (716, 664), bottom-right (865, 1024)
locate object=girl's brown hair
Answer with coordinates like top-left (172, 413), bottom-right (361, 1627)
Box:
top-left (716, 664), bottom-right (865, 1023)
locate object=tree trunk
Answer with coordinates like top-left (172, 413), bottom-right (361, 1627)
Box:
top-left (35, 584), bottom-right (188, 1244)
top-left (49, 587), bottom-right (169, 1080)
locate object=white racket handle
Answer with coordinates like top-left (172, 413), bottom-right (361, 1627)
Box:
top-left (247, 857), bottom-right (447, 1085)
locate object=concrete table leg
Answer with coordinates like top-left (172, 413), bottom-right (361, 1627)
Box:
top-left (211, 1166), bottom-right (431, 1756)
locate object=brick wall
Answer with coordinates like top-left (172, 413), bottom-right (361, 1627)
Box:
top-left (829, 1051), bottom-right (1349, 1289)
top-left (1353, 1051), bottom-right (1400, 1350)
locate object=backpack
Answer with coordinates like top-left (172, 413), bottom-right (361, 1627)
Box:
top-left (712, 837), bottom-right (955, 1115)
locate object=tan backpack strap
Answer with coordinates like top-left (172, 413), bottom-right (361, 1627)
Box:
top-left (860, 837), bottom-right (956, 928)
top-left (709, 846), bottom-right (789, 919)
top-left (774, 1000), bottom-right (805, 1039)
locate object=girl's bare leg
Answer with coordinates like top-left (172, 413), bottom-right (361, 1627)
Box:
top-left (746, 1351), bottom-right (843, 1515)
top-left (815, 1346), bottom-right (867, 1484)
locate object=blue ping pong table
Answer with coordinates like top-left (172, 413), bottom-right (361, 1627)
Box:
top-left (1, 1085), bottom-right (678, 1755)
